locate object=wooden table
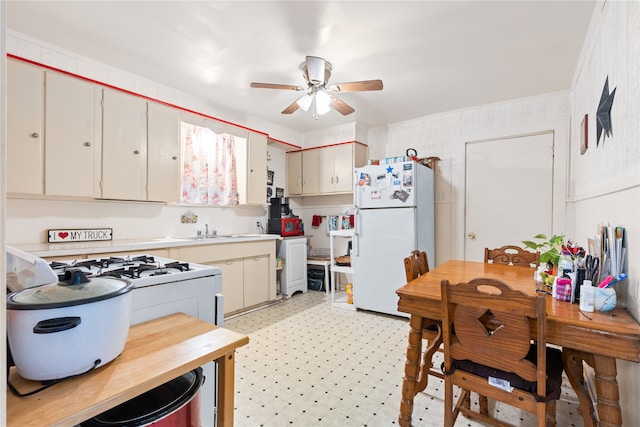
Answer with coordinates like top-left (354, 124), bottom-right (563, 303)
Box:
top-left (396, 260), bottom-right (640, 427)
top-left (7, 313), bottom-right (249, 427)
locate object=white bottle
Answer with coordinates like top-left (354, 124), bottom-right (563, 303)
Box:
top-left (579, 280), bottom-right (595, 312)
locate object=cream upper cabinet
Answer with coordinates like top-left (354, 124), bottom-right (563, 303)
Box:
top-left (286, 151), bottom-right (302, 196)
top-left (7, 60), bottom-right (44, 195)
top-left (101, 89), bottom-right (148, 201)
top-left (147, 102), bottom-right (180, 202)
top-left (237, 131), bottom-right (268, 205)
top-left (45, 71), bottom-right (101, 198)
top-left (302, 149), bottom-right (319, 194)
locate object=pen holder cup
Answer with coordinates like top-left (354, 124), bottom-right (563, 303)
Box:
top-left (595, 287), bottom-right (616, 312)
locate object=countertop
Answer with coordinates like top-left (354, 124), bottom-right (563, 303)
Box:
top-left (6, 313), bottom-right (249, 427)
top-left (9, 234), bottom-right (282, 258)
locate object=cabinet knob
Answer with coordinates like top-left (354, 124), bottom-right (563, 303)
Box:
top-left (172, 156), bottom-right (178, 160)
top-left (468, 232), bottom-right (476, 240)
top-left (133, 150), bottom-right (140, 155)
top-left (31, 132), bottom-right (39, 138)
top-left (84, 141), bottom-right (91, 147)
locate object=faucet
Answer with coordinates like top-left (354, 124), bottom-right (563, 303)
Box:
top-left (204, 224), bottom-right (217, 237)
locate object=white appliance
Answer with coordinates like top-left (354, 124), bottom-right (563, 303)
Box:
top-left (41, 254), bottom-right (223, 427)
top-left (353, 161), bottom-right (435, 316)
top-left (277, 237), bottom-right (308, 298)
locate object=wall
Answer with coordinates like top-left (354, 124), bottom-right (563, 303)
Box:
top-left (4, 31), bottom-right (300, 245)
top-left (368, 93), bottom-right (571, 266)
top-left (569, 1), bottom-right (640, 420)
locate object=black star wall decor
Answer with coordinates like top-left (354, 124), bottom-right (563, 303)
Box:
top-left (596, 76), bottom-right (616, 146)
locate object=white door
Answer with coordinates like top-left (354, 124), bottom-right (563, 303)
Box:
top-left (464, 132), bottom-right (554, 261)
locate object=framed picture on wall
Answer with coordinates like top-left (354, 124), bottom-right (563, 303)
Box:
top-left (580, 114), bottom-right (588, 155)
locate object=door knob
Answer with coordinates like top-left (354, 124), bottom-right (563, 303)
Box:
top-left (468, 232), bottom-right (476, 240)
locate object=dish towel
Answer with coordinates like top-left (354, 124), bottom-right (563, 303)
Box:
top-left (311, 215), bottom-right (323, 227)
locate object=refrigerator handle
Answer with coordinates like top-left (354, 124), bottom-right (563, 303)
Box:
top-left (354, 208), bottom-right (360, 256)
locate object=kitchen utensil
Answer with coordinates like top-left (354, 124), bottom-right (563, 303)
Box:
top-left (7, 271), bottom-right (133, 381)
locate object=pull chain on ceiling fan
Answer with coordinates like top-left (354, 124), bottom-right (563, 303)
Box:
top-left (251, 56), bottom-right (383, 119)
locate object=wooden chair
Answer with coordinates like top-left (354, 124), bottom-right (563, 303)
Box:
top-left (484, 245), bottom-right (540, 267)
top-left (440, 278), bottom-right (563, 427)
top-left (403, 250), bottom-right (443, 394)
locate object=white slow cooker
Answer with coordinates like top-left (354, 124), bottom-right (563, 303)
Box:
top-left (7, 269), bottom-right (133, 381)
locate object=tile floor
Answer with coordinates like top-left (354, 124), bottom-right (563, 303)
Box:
top-left (225, 291), bottom-right (583, 427)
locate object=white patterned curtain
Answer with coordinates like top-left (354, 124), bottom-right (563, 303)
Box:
top-left (180, 122), bottom-right (238, 206)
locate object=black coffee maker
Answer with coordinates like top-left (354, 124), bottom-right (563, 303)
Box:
top-left (269, 197), bottom-right (291, 219)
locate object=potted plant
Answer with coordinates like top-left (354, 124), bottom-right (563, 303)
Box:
top-left (522, 234), bottom-right (565, 270)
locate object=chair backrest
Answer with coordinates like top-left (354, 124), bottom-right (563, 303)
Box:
top-left (441, 278), bottom-right (546, 390)
top-left (484, 245), bottom-right (540, 267)
top-left (404, 250), bottom-right (429, 282)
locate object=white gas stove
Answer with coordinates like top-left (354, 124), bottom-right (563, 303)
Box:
top-left (45, 253), bottom-right (223, 427)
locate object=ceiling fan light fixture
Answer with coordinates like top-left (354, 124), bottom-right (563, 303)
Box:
top-left (315, 90), bottom-right (331, 115)
top-left (305, 56), bottom-right (326, 84)
top-left (296, 94), bottom-right (313, 112)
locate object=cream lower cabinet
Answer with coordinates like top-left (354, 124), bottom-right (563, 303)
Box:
top-left (172, 240), bottom-right (276, 316)
top-left (218, 255), bottom-right (269, 313)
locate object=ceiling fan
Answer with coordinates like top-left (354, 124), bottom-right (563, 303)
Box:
top-left (250, 56), bottom-right (383, 119)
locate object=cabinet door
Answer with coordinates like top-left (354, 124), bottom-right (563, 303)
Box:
top-left (217, 258), bottom-right (245, 314)
top-left (102, 89), bottom-right (147, 200)
top-left (246, 132), bottom-right (268, 205)
top-left (333, 143), bottom-right (354, 193)
top-left (318, 147), bottom-right (336, 194)
top-left (147, 102), bottom-right (180, 202)
top-left (285, 239), bottom-right (308, 289)
top-left (7, 60), bottom-right (44, 195)
top-left (243, 255), bottom-right (269, 308)
top-left (286, 151), bottom-right (302, 196)
top-left (302, 149), bottom-right (319, 195)
top-left (45, 71), bottom-right (99, 197)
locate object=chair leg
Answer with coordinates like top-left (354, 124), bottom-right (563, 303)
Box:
top-left (479, 394), bottom-right (488, 416)
top-left (416, 337), bottom-right (443, 392)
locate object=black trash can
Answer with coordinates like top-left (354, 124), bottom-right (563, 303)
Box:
top-left (308, 269), bottom-right (325, 291)
top-left (81, 367), bottom-right (204, 427)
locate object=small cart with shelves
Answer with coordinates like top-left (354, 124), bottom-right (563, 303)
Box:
top-left (329, 229), bottom-right (356, 311)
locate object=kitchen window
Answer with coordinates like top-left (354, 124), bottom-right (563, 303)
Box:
top-left (180, 122), bottom-right (242, 206)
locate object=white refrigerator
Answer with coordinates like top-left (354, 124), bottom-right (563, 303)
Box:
top-left (352, 161), bottom-right (434, 316)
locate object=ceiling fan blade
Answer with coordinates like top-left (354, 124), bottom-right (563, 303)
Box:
top-left (329, 79), bottom-right (383, 93)
top-left (305, 56), bottom-right (326, 84)
top-left (251, 82), bottom-right (305, 91)
top-left (330, 96), bottom-right (355, 116)
top-left (281, 100), bottom-right (300, 114)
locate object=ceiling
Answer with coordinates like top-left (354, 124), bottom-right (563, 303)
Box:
top-left (6, 1), bottom-right (596, 134)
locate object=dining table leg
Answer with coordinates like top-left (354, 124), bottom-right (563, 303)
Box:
top-left (563, 348), bottom-right (623, 427)
top-left (399, 315), bottom-right (425, 427)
